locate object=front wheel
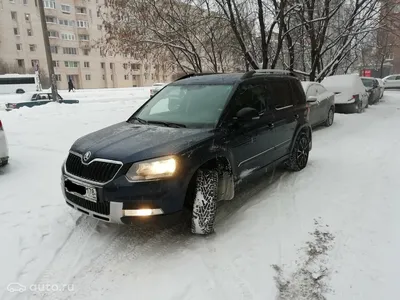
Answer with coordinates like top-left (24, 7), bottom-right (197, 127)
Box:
top-left (325, 107), bottom-right (334, 127)
top-left (191, 169), bottom-right (219, 235)
top-left (286, 131), bottom-right (310, 171)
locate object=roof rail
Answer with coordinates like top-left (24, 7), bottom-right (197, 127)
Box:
top-left (254, 69), bottom-right (295, 76)
top-left (241, 71), bottom-right (255, 79)
top-left (174, 72), bottom-right (217, 82)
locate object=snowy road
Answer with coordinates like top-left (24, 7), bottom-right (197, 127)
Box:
top-left (1, 91), bottom-right (400, 300)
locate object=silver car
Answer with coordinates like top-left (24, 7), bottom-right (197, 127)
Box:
top-left (382, 74), bottom-right (400, 89)
top-left (0, 119), bottom-right (9, 166)
top-left (302, 81), bottom-right (335, 127)
top-left (149, 83), bottom-right (166, 97)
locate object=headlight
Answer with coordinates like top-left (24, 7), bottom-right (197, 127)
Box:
top-left (126, 156), bottom-right (177, 181)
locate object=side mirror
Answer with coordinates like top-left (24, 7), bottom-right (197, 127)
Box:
top-left (235, 107), bottom-right (260, 122)
top-left (307, 96), bottom-right (318, 102)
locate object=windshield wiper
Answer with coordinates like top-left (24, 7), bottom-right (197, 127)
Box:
top-left (147, 120), bottom-right (186, 128)
top-left (129, 117), bottom-right (148, 124)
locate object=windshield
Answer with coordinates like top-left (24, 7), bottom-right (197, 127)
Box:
top-left (361, 78), bottom-right (373, 87)
top-left (132, 84), bottom-right (233, 128)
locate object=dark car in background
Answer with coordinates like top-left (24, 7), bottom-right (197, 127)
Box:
top-left (361, 77), bottom-right (380, 105)
top-left (61, 70), bottom-right (312, 235)
top-left (5, 91), bottom-right (79, 111)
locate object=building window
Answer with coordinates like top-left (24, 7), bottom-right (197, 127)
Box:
top-left (59, 19), bottom-right (75, 26)
top-left (45, 16), bottom-right (57, 23)
top-left (27, 29), bottom-right (33, 36)
top-left (111, 74), bottom-right (114, 80)
top-left (55, 74), bottom-right (61, 81)
top-left (76, 7), bottom-right (87, 14)
top-left (110, 63), bottom-right (113, 69)
top-left (50, 45), bottom-right (58, 53)
top-left (61, 4), bottom-right (71, 13)
top-left (101, 62), bottom-right (105, 68)
top-left (11, 11), bottom-right (17, 20)
top-left (131, 63), bottom-right (140, 70)
top-left (77, 20), bottom-right (88, 28)
top-left (79, 34), bottom-right (89, 41)
top-left (123, 63), bottom-right (128, 69)
top-left (31, 59), bottom-right (39, 67)
top-left (23, 0), bottom-right (28, 4)
top-left (63, 47), bottom-right (77, 54)
top-left (85, 74), bottom-right (91, 80)
top-left (16, 44), bottom-right (22, 50)
top-left (97, 25), bottom-right (102, 30)
top-left (53, 61), bottom-right (59, 67)
top-left (43, 0), bottom-right (55, 8)
top-left (48, 30), bottom-right (59, 38)
top-left (13, 28), bottom-right (19, 35)
top-left (83, 49), bottom-right (89, 55)
top-left (102, 74), bottom-right (105, 80)
top-left (29, 44), bottom-right (36, 51)
top-left (64, 61), bottom-right (78, 68)
top-left (17, 59), bottom-right (24, 67)
top-left (124, 75), bottom-right (129, 80)
top-left (25, 13), bottom-right (30, 21)
top-left (61, 33), bottom-right (75, 40)
top-left (84, 61), bottom-right (90, 68)
top-left (9, 0), bottom-right (15, 3)
top-left (132, 75), bottom-right (136, 80)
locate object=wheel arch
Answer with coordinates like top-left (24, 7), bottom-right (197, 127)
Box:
top-left (290, 124), bottom-right (312, 153)
top-left (184, 155), bottom-right (235, 210)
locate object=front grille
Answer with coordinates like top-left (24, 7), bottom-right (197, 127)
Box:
top-left (65, 153), bottom-right (121, 183)
top-left (65, 192), bottom-right (110, 215)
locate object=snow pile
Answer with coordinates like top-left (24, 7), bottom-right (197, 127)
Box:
top-left (0, 91), bottom-right (400, 300)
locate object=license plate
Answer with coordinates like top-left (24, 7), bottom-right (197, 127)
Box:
top-left (64, 177), bottom-right (97, 203)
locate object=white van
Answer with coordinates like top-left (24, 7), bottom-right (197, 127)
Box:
top-left (321, 74), bottom-right (369, 113)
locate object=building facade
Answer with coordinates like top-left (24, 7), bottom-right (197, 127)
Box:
top-left (0, 0), bottom-right (173, 89)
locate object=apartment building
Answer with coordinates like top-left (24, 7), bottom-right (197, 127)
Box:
top-left (0, 0), bottom-right (172, 89)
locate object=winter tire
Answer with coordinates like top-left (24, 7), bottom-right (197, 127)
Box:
top-left (191, 169), bottom-right (219, 235)
top-left (354, 101), bottom-right (362, 113)
top-left (286, 131), bottom-right (310, 171)
top-left (0, 158), bottom-right (8, 167)
top-left (325, 107), bottom-right (334, 127)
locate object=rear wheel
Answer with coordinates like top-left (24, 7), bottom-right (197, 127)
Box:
top-left (286, 131), bottom-right (310, 171)
top-left (325, 107), bottom-right (334, 127)
top-left (354, 101), bottom-right (362, 113)
top-left (191, 169), bottom-right (219, 235)
top-left (0, 158), bottom-right (8, 167)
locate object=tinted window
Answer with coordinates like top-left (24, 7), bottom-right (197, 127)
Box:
top-left (290, 80), bottom-right (305, 104)
top-left (0, 77), bottom-right (35, 84)
top-left (269, 80), bottom-right (293, 107)
top-left (232, 83), bottom-right (269, 115)
top-left (307, 85), bottom-right (318, 97)
top-left (361, 78), bottom-right (373, 87)
top-left (395, 76), bottom-right (400, 80)
top-left (318, 85), bottom-right (327, 93)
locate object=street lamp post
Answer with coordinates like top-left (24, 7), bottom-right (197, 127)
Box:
top-left (37, 0), bottom-right (58, 102)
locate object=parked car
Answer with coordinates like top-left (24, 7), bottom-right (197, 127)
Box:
top-left (301, 81), bottom-right (335, 127)
top-left (149, 83), bottom-right (166, 97)
top-left (382, 74), bottom-right (400, 89)
top-left (361, 77), bottom-right (380, 105)
top-left (0, 119), bottom-right (9, 166)
top-left (376, 78), bottom-right (385, 99)
top-left (321, 74), bottom-right (368, 113)
top-left (61, 70), bottom-right (312, 235)
top-left (5, 91), bottom-right (79, 110)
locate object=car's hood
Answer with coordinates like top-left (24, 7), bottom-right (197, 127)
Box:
top-left (71, 122), bottom-right (215, 163)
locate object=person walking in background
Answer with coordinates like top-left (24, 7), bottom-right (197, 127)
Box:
top-left (68, 78), bottom-right (75, 92)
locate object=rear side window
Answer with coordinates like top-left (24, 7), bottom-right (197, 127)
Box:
top-left (231, 83), bottom-right (269, 115)
top-left (268, 79), bottom-right (295, 108)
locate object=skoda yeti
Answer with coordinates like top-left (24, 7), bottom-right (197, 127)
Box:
top-left (61, 70), bottom-right (312, 235)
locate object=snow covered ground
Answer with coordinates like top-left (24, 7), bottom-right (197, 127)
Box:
top-left (1, 90), bottom-right (400, 300)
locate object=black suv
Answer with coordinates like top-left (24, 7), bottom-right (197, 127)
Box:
top-left (61, 70), bottom-right (312, 235)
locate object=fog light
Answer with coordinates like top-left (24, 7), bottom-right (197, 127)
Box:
top-left (123, 208), bottom-right (164, 217)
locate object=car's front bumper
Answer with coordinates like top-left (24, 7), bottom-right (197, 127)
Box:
top-left (61, 166), bottom-right (191, 225)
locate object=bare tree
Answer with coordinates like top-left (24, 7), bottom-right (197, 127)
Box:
top-left (99, 0), bottom-right (241, 74)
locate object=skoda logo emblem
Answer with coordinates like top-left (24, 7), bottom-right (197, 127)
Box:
top-left (83, 151), bottom-right (92, 162)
